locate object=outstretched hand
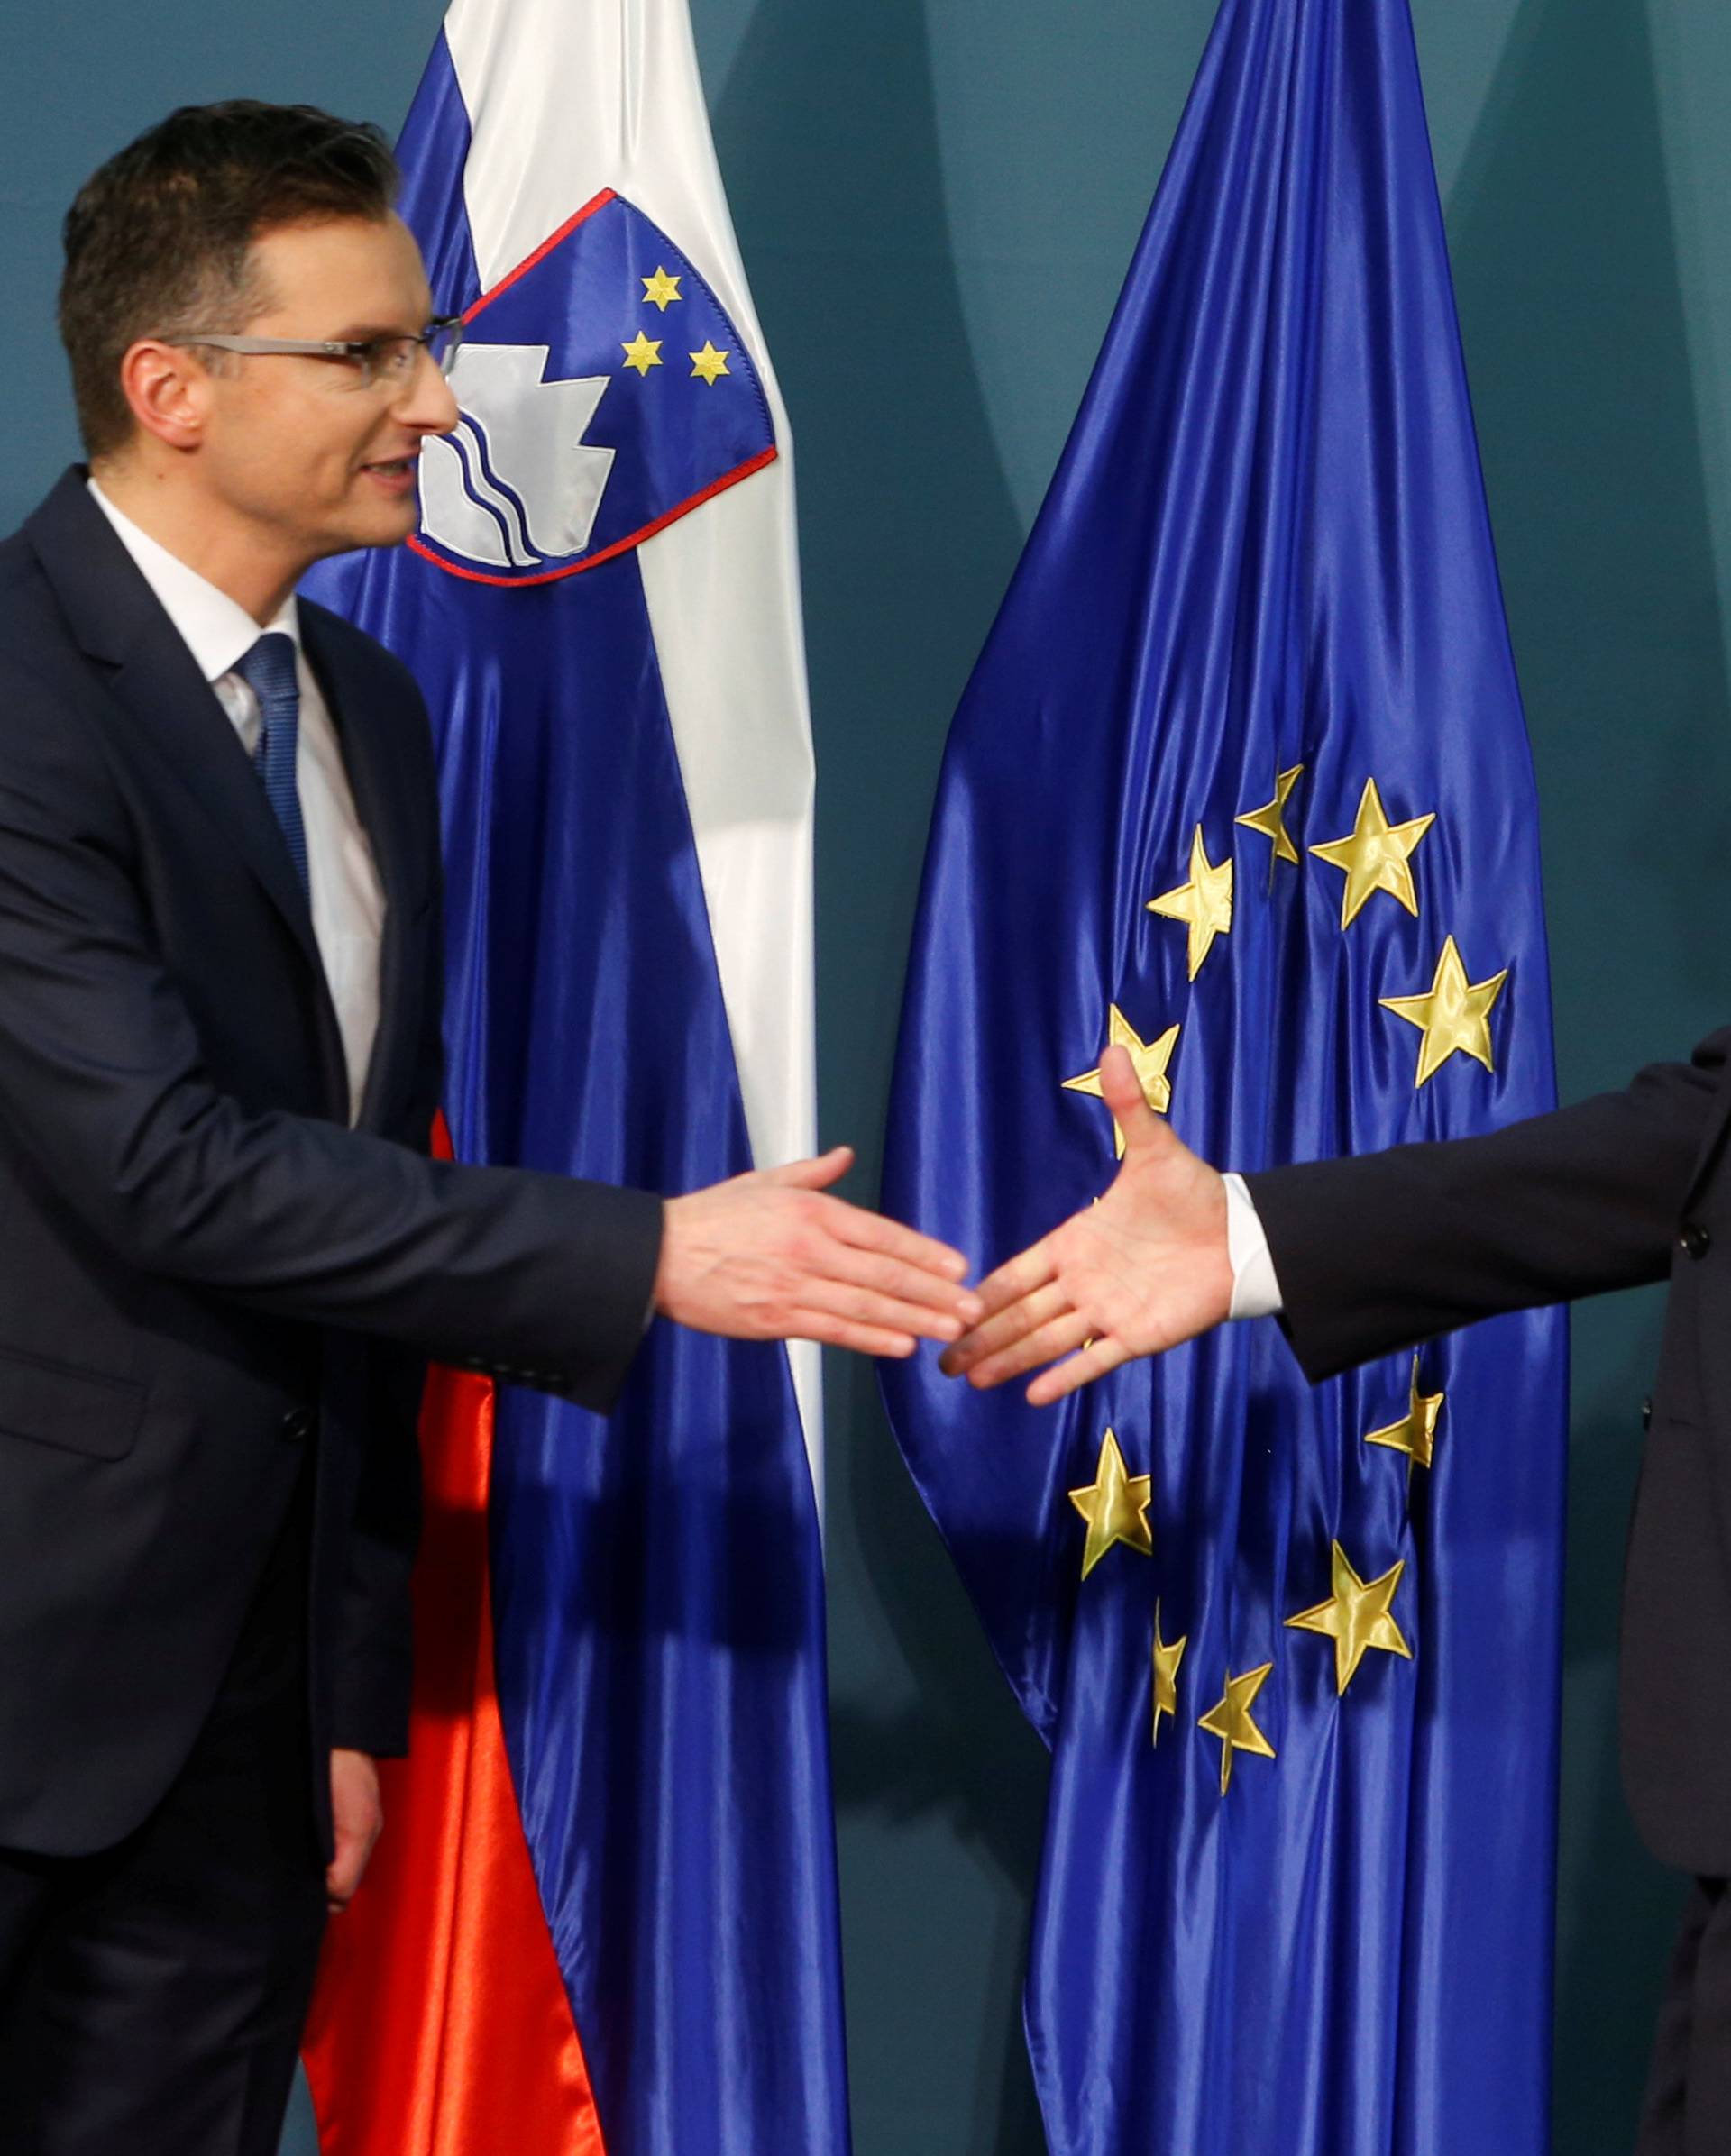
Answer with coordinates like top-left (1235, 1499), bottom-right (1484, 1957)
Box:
top-left (939, 1045), bottom-right (1233, 1404)
top-left (656, 1146), bottom-right (982, 1357)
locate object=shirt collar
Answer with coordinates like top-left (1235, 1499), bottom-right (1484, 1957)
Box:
top-left (87, 478), bottom-right (300, 684)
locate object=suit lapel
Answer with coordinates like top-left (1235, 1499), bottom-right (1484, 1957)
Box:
top-left (26, 471), bottom-right (325, 978)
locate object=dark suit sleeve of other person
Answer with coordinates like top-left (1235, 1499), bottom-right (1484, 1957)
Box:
top-left (1243, 1028), bottom-right (1731, 1382)
top-left (0, 638), bottom-right (661, 1420)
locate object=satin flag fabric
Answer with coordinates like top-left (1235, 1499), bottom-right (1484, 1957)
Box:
top-left (880, 2), bottom-right (1568, 2151)
top-left (298, 3), bottom-right (849, 2150)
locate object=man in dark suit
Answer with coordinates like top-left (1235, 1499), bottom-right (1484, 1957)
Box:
top-left (944, 1036), bottom-right (1731, 2151)
top-left (0, 101), bottom-right (977, 2154)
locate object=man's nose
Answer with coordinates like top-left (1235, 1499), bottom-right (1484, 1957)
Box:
top-left (395, 348), bottom-right (462, 434)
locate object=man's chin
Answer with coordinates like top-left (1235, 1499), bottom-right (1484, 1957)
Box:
top-left (317, 507), bottom-right (422, 560)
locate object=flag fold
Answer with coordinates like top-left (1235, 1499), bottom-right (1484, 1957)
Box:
top-left (880, 1), bottom-right (1569, 2150)
top-left (300, 3), bottom-right (847, 2150)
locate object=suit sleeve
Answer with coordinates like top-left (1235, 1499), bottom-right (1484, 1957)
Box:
top-left (1243, 1029), bottom-right (1731, 1382)
top-left (0, 655), bottom-right (661, 1408)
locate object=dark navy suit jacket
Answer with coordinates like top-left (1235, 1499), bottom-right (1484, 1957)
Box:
top-left (1248, 1029), bottom-right (1731, 1874)
top-left (0, 470), bottom-right (661, 1858)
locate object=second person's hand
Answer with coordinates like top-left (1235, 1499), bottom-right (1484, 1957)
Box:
top-left (939, 1045), bottom-right (1234, 1402)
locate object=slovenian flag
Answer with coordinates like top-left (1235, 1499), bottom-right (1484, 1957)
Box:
top-left (298, 3), bottom-right (851, 2151)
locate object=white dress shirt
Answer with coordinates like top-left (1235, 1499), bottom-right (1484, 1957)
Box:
top-left (1222, 1172), bottom-right (1285, 1320)
top-left (88, 480), bottom-right (385, 1125)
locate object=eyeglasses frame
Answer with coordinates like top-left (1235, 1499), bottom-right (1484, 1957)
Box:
top-left (149, 315), bottom-right (466, 388)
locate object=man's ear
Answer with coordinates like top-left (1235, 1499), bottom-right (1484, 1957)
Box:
top-left (116, 340), bottom-right (214, 453)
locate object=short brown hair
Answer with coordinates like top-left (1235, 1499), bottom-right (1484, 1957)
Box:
top-left (59, 101), bottom-right (398, 460)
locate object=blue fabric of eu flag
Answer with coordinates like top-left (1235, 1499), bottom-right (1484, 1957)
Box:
top-left (878, 0), bottom-right (1570, 2150)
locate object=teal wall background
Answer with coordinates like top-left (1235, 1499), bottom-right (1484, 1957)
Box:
top-left (4, 1), bottom-right (1726, 2147)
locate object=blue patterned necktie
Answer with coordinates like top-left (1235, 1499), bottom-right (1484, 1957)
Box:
top-left (234, 632), bottom-right (309, 899)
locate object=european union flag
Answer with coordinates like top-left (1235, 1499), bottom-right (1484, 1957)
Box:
top-left (879, 1), bottom-right (1569, 2151)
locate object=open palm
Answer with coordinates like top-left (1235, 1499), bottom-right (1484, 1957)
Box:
top-left (939, 1045), bottom-right (1234, 1404)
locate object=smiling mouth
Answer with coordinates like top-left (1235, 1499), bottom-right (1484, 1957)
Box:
top-left (363, 455), bottom-right (419, 480)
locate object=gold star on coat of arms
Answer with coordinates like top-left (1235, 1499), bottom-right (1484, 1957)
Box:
top-left (689, 341), bottom-right (731, 384)
top-left (621, 330), bottom-right (664, 375)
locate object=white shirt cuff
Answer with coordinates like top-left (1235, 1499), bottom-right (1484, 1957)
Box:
top-left (1222, 1172), bottom-right (1284, 1320)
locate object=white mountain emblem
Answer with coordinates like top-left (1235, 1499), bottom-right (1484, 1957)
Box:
top-left (418, 343), bottom-right (616, 570)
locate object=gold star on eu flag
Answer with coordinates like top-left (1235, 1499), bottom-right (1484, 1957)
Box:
top-left (1286, 1542), bottom-right (1412, 1694)
top-left (1236, 763), bottom-right (1305, 867)
top-left (1068, 1429), bottom-right (1154, 1580)
top-left (1148, 826), bottom-right (1233, 979)
top-left (1063, 1006), bottom-right (1179, 1159)
top-left (1198, 1663), bottom-right (1277, 1794)
top-left (690, 341), bottom-right (731, 385)
top-left (1151, 1601), bottom-right (1186, 1746)
top-left (1309, 776), bottom-right (1434, 928)
top-left (1365, 1354), bottom-right (1445, 1471)
top-left (621, 331), bottom-right (664, 376)
top-left (642, 267), bottom-right (682, 310)
top-left (1380, 936), bottom-right (1508, 1087)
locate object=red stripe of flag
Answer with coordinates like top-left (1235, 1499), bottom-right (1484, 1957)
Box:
top-left (302, 1125), bottom-right (607, 2155)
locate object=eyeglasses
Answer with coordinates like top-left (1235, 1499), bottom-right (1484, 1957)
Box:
top-left (153, 315), bottom-right (465, 390)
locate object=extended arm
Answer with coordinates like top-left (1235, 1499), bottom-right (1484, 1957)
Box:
top-left (944, 1033), bottom-right (1730, 1402)
top-left (1248, 1031), bottom-right (1728, 1379)
top-left (0, 664), bottom-right (976, 1394)
top-left (0, 735), bottom-right (653, 1387)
